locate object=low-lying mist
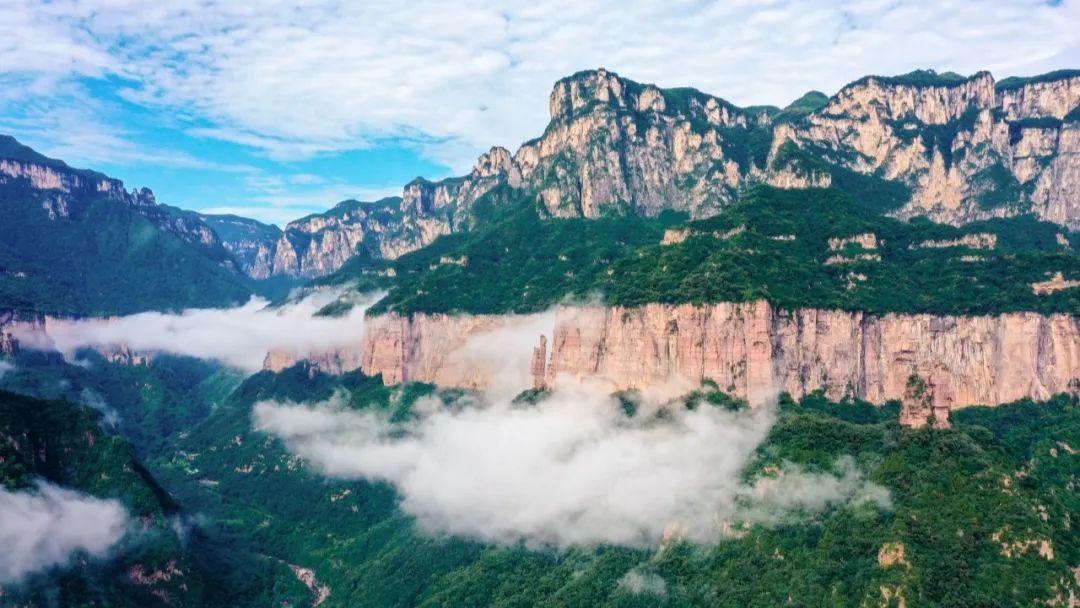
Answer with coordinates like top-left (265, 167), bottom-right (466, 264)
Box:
top-left (0, 482), bottom-right (129, 583)
top-left (254, 380), bottom-right (890, 548)
top-left (15, 290), bottom-right (381, 373)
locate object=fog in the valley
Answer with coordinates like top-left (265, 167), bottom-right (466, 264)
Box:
top-left (254, 380), bottom-right (890, 548)
top-left (8, 291), bottom-right (890, 549)
top-left (0, 482), bottom-right (129, 582)
top-left (13, 290), bottom-right (381, 373)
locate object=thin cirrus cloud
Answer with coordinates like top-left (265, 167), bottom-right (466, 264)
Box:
top-left (0, 0), bottom-right (1077, 218)
top-left (5, 1), bottom-right (1079, 165)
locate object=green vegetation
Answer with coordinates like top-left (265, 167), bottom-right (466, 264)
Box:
top-left (995, 69), bottom-right (1080, 91)
top-left (972, 162), bottom-right (1026, 210)
top-left (373, 186), bottom-right (1079, 317)
top-left (773, 90), bottom-right (829, 124)
top-left (135, 365), bottom-right (1080, 607)
top-left (849, 69), bottom-right (980, 89)
top-left (368, 186), bottom-right (684, 314)
top-left (6, 341), bottom-right (1078, 607)
top-left (0, 390), bottom-right (292, 607)
top-left (0, 178), bottom-right (252, 315)
top-left (0, 349), bottom-right (244, 457)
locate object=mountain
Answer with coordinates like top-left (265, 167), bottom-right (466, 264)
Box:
top-left (197, 212), bottom-right (283, 277)
top-left (0, 136), bottom-right (253, 315)
top-left (259, 67), bottom-right (1080, 283)
top-left (139, 365), bottom-right (1080, 606)
top-left (204, 197), bottom-right (410, 279)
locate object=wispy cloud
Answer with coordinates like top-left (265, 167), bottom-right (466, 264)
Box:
top-left (3, 0), bottom-right (1078, 174)
top-left (15, 289), bottom-right (383, 373)
top-left (0, 482), bottom-right (129, 583)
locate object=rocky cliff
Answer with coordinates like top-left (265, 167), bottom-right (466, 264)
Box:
top-left (773, 70), bottom-right (1080, 227)
top-left (283, 68), bottom-right (1079, 280)
top-left (355, 302), bottom-right (1080, 425)
top-left (209, 198), bottom-right (415, 279)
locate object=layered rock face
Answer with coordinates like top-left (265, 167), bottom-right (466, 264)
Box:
top-left (356, 303), bottom-right (1080, 423)
top-left (773, 71), bottom-right (1080, 228)
top-left (207, 68), bottom-right (1080, 280)
top-left (213, 197), bottom-right (425, 279)
top-left (199, 214), bottom-right (284, 279)
top-left (392, 68), bottom-right (1080, 240)
top-left (514, 70), bottom-right (770, 218)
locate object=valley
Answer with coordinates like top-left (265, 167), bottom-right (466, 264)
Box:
top-left (0, 62), bottom-right (1078, 607)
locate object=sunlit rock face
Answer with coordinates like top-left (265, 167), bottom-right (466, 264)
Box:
top-left (213, 69), bottom-right (1080, 279)
top-left (355, 302), bottom-right (1080, 419)
top-left (773, 71), bottom-right (1080, 228)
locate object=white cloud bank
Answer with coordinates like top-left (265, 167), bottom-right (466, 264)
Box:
top-left (0, 482), bottom-right (129, 583)
top-left (15, 290), bottom-right (380, 374)
top-left (253, 383), bottom-right (889, 548)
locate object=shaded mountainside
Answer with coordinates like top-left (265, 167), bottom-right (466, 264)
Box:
top-left (0, 359), bottom-right (317, 607)
top-left (0, 136), bottom-right (254, 315)
top-left (0, 391), bottom-right (219, 606)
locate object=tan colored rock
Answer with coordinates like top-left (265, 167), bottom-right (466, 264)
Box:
top-left (912, 233), bottom-right (997, 250)
top-left (531, 334), bottom-right (548, 390)
top-left (661, 228), bottom-right (689, 245)
top-left (824, 253), bottom-right (880, 265)
top-left (899, 368), bottom-right (953, 429)
top-left (829, 233), bottom-right (878, 251)
top-left (878, 542), bottom-right (910, 568)
top-left (1032, 272), bottom-right (1080, 295)
top-left (358, 302), bottom-right (1080, 410)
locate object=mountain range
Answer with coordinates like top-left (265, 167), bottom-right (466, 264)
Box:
top-left (1, 67), bottom-right (1079, 607)
top-left (3, 67), bottom-right (1078, 307)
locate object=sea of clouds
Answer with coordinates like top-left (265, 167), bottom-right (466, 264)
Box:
top-left (9, 291), bottom-right (890, 550)
top-left (254, 380), bottom-right (890, 548)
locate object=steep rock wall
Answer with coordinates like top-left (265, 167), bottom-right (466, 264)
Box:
top-left (357, 303), bottom-right (1080, 416)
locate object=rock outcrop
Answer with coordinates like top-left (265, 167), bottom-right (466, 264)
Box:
top-left (197, 68), bottom-right (1080, 280)
top-left (773, 70), bottom-right (1080, 228)
top-left (301, 68), bottom-right (1079, 277)
top-left (356, 302), bottom-right (1080, 418)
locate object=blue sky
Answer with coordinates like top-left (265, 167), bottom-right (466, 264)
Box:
top-left (1, 0), bottom-right (1077, 226)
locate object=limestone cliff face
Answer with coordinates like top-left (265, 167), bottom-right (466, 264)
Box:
top-left (773, 71), bottom-right (1080, 228)
top-left (513, 69), bottom-right (769, 218)
top-left (213, 68), bottom-right (1080, 279)
top-left (356, 303), bottom-right (1080, 422)
top-left (270, 203), bottom-right (375, 279)
top-left (211, 198), bottom-right (410, 279)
